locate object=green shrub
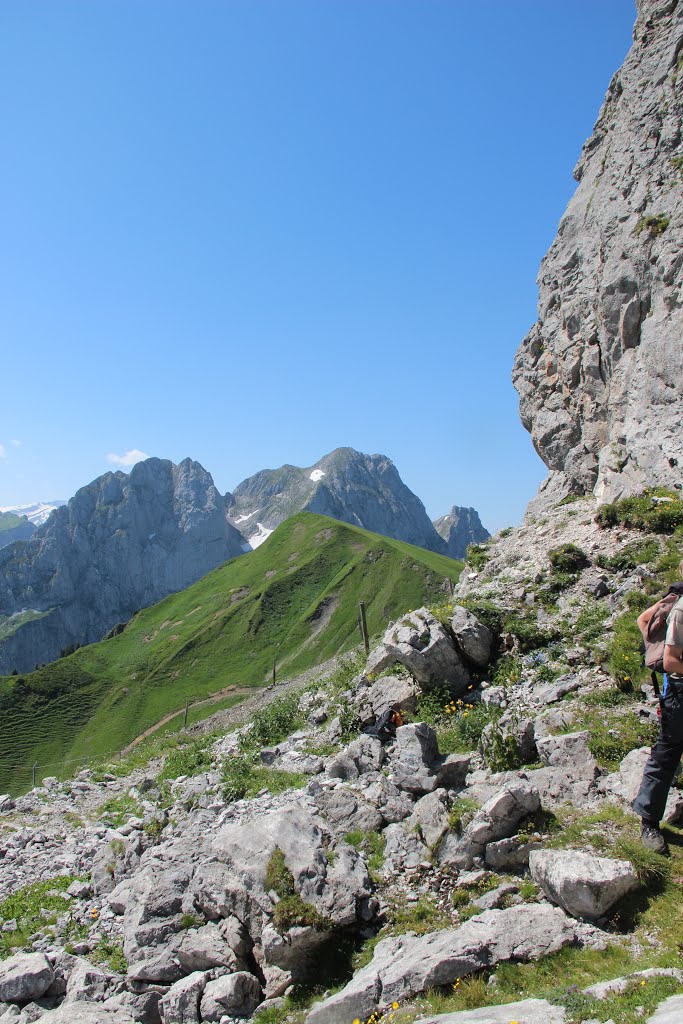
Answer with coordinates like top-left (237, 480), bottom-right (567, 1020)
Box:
top-left (608, 610), bottom-right (649, 690)
top-left (466, 543), bottom-right (490, 571)
top-left (221, 754), bottom-right (307, 802)
top-left (596, 490), bottom-right (683, 533)
top-left (157, 736), bottom-right (214, 783)
top-left (240, 692), bottom-right (305, 753)
top-left (597, 539), bottom-right (659, 573)
top-left (548, 543), bottom-right (590, 574)
top-left (634, 214), bottom-right (670, 236)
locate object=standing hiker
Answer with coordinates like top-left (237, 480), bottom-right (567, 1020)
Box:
top-left (632, 560), bottom-right (683, 854)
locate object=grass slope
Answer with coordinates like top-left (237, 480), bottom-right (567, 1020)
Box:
top-left (0, 512), bottom-right (462, 793)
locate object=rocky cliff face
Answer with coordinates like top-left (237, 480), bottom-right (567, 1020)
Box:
top-left (0, 459), bottom-right (245, 673)
top-left (432, 506), bottom-right (490, 559)
top-left (228, 447), bottom-right (449, 554)
top-left (513, 0), bottom-right (683, 505)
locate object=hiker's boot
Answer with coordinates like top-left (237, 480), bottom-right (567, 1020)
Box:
top-left (640, 822), bottom-right (669, 855)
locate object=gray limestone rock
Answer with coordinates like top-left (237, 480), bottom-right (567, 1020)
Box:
top-left (416, 1000), bottom-right (566, 1023)
top-left (159, 971), bottom-right (207, 1024)
top-left (36, 1006), bottom-right (136, 1023)
top-left (536, 731), bottom-right (596, 770)
top-left (648, 995), bottom-right (683, 1023)
top-left (311, 787), bottom-right (383, 834)
top-left (305, 904), bottom-right (576, 1024)
top-left (529, 849), bottom-right (639, 921)
top-left (355, 675), bottom-right (420, 726)
top-left (485, 835), bottom-right (543, 872)
top-left (512, 0), bottom-right (683, 502)
top-left (366, 609), bottom-right (470, 690)
top-left (199, 971), bottom-right (262, 1021)
top-left (450, 607), bottom-right (492, 667)
top-left (0, 953), bottom-right (54, 1004)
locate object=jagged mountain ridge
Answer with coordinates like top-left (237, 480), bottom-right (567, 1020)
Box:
top-left (0, 458), bottom-right (245, 674)
top-left (433, 505), bottom-right (490, 558)
top-left (513, 0), bottom-right (683, 506)
top-left (229, 447), bottom-right (450, 554)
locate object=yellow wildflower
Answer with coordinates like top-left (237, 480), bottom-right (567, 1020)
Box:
top-left (392, 1004), bottom-right (399, 1010)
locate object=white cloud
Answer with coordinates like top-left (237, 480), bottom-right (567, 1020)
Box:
top-left (106, 448), bottom-right (150, 467)
top-left (10, 440), bottom-right (21, 448)
top-left (0, 444), bottom-right (6, 460)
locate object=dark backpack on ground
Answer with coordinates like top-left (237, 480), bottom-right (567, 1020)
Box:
top-left (365, 707), bottom-right (403, 743)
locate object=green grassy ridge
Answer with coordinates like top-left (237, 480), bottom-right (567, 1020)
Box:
top-left (0, 512), bottom-right (462, 794)
top-left (0, 512), bottom-right (27, 532)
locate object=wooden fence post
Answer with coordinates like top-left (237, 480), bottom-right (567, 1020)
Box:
top-left (359, 601), bottom-right (369, 655)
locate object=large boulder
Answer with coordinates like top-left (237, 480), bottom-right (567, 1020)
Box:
top-left (389, 723), bottom-right (470, 795)
top-left (416, 999), bottom-right (566, 1023)
top-left (159, 971), bottom-right (207, 1024)
top-left (208, 803), bottom-right (371, 933)
top-left (35, 1005), bottom-right (136, 1023)
top-left (305, 904), bottom-right (576, 1024)
top-left (437, 781), bottom-right (539, 870)
top-left (648, 995), bottom-right (683, 1023)
top-left (366, 608), bottom-right (470, 690)
top-left (450, 606), bottom-right (492, 667)
top-left (536, 731), bottom-right (596, 770)
top-left (355, 674), bottom-right (420, 726)
top-left (199, 972), bottom-right (261, 1021)
top-left (311, 787), bottom-right (383, 835)
top-left (0, 952), bottom-right (54, 1004)
top-left (529, 849), bottom-right (639, 922)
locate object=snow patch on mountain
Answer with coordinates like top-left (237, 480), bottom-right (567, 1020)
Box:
top-left (247, 523), bottom-right (274, 549)
top-left (309, 469), bottom-right (326, 482)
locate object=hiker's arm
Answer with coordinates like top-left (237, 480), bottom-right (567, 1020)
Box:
top-left (663, 644), bottom-right (683, 675)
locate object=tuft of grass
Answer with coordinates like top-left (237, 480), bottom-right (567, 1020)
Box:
top-left (264, 848), bottom-right (331, 933)
top-left (220, 753), bottom-right (307, 803)
top-left (0, 876), bottom-right (82, 958)
top-left (344, 830), bottom-right (386, 879)
top-left (90, 936), bottom-right (128, 974)
top-left (98, 793), bottom-right (144, 827)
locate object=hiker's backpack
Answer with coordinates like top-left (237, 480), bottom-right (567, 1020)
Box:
top-left (640, 583), bottom-right (683, 673)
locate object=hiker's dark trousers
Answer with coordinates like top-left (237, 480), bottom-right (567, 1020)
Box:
top-left (632, 680), bottom-right (683, 824)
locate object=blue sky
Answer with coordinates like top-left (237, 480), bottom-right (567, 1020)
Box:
top-left (1, 1), bottom-right (635, 531)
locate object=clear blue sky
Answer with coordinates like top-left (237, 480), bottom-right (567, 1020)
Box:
top-left (1, 1), bottom-right (635, 532)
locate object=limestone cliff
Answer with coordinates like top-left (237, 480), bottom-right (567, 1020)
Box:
top-left (0, 458), bottom-right (245, 673)
top-left (513, 0), bottom-right (683, 504)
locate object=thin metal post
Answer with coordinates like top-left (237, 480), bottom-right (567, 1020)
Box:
top-left (359, 601), bottom-right (369, 655)
top-left (272, 658), bottom-right (276, 686)
top-left (183, 701), bottom-right (190, 729)
top-left (32, 762), bottom-right (38, 788)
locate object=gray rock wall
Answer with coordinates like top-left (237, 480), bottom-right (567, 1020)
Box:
top-left (513, 0), bottom-right (683, 503)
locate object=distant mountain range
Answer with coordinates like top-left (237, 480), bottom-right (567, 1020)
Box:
top-left (227, 447), bottom-right (448, 554)
top-left (0, 448), bottom-right (488, 673)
